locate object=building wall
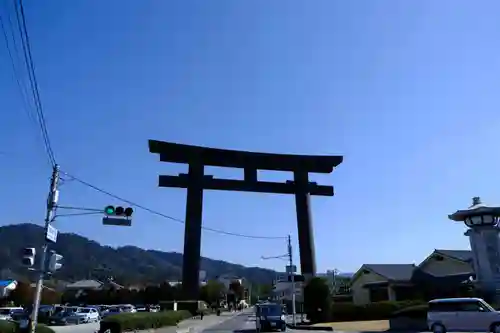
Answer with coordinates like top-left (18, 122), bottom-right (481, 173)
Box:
top-left (420, 256), bottom-right (473, 277)
top-left (351, 269), bottom-right (388, 305)
top-left (272, 281), bottom-right (303, 302)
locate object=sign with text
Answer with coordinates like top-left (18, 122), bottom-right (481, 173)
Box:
top-left (45, 225), bottom-right (58, 243)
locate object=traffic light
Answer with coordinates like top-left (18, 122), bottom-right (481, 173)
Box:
top-left (21, 247), bottom-right (36, 267)
top-left (48, 252), bottom-right (63, 272)
top-left (104, 206), bottom-right (133, 217)
top-left (103, 205), bottom-right (134, 226)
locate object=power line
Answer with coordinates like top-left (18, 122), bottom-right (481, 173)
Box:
top-left (12, 0), bottom-right (56, 166)
top-left (62, 171), bottom-right (286, 240)
top-left (0, 10), bottom-right (47, 164)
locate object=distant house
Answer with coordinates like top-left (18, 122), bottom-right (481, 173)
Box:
top-left (351, 249), bottom-right (475, 305)
top-left (0, 280), bottom-right (17, 298)
top-left (64, 279), bottom-right (124, 299)
top-left (217, 275), bottom-right (244, 291)
top-left (271, 280), bottom-right (303, 302)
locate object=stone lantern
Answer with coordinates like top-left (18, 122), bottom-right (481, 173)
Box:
top-left (448, 197), bottom-right (500, 297)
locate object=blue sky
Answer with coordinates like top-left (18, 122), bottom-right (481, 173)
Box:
top-left (1, 0), bottom-right (500, 274)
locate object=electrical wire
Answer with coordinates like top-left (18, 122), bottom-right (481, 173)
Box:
top-left (12, 0), bottom-right (56, 166)
top-left (0, 9), bottom-right (47, 164)
top-left (62, 171), bottom-right (287, 240)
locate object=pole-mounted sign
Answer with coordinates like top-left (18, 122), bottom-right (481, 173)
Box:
top-left (45, 224), bottom-right (58, 243)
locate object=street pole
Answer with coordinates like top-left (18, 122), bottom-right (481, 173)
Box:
top-left (30, 164), bottom-right (60, 333)
top-left (288, 235), bottom-right (296, 326)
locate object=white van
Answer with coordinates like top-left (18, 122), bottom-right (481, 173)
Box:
top-left (428, 297), bottom-right (500, 333)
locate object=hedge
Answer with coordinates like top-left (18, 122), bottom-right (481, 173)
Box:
top-left (0, 320), bottom-right (55, 333)
top-left (330, 301), bottom-right (426, 322)
top-left (391, 304), bottom-right (429, 319)
top-left (100, 310), bottom-right (191, 332)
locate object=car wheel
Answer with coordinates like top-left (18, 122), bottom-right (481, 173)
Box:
top-left (491, 323), bottom-right (500, 333)
top-left (432, 323), bottom-right (446, 333)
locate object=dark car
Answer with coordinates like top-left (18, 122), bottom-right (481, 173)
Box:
top-left (48, 311), bottom-right (73, 326)
top-left (256, 303), bottom-right (286, 332)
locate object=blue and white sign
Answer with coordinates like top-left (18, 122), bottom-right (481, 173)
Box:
top-left (45, 224), bottom-right (58, 243)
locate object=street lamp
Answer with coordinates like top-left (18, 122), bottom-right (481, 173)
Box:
top-left (448, 197), bottom-right (500, 301)
top-left (448, 197), bottom-right (500, 226)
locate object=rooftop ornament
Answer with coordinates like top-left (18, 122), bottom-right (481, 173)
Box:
top-left (448, 197), bottom-right (500, 228)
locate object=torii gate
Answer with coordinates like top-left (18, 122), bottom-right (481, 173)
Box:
top-left (148, 140), bottom-right (343, 300)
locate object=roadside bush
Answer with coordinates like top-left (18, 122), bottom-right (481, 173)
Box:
top-left (391, 304), bottom-right (428, 319)
top-left (100, 310), bottom-right (191, 332)
top-left (330, 301), bottom-right (425, 322)
top-left (0, 321), bottom-right (15, 333)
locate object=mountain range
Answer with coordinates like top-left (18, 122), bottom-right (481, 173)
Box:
top-left (0, 223), bottom-right (279, 286)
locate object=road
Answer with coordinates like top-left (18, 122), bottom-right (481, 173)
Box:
top-left (48, 311), bottom-right (332, 333)
top-left (204, 311), bottom-right (332, 333)
top-left (49, 321), bottom-right (99, 333)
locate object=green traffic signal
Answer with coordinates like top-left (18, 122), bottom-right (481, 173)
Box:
top-left (105, 206), bottom-right (115, 215)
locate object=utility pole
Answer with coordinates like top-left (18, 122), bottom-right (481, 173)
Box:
top-left (287, 235), bottom-right (297, 326)
top-left (261, 236), bottom-right (297, 325)
top-left (30, 164), bottom-right (60, 333)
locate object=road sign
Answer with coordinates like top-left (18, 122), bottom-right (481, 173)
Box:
top-left (45, 225), bottom-right (58, 243)
top-left (286, 265), bottom-right (297, 273)
top-left (102, 217), bottom-right (132, 226)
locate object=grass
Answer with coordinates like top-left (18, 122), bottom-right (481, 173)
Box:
top-left (313, 320), bottom-right (390, 331)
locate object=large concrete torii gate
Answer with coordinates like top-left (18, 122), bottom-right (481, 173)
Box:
top-left (148, 140), bottom-right (343, 300)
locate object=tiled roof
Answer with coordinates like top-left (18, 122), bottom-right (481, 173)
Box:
top-left (435, 250), bottom-right (473, 262)
top-left (364, 264), bottom-right (416, 281)
top-left (65, 280), bottom-right (103, 289)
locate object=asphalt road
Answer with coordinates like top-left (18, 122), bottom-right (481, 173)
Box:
top-left (204, 311), bottom-right (332, 333)
top-left (48, 311), bottom-right (334, 333)
top-left (49, 321), bottom-right (99, 333)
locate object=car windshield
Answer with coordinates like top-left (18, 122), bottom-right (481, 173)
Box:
top-left (109, 308), bottom-right (120, 312)
top-left (59, 311), bottom-right (72, 317)
top-left (0, 309), bottom-right (12, 315)
top-left (80, 309), bottom-right (91, 313)
top-left (261, 306), bottom-right (282, 316)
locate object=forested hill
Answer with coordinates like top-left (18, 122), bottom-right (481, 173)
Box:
top-left (0, 223), bottom-right (278, 285)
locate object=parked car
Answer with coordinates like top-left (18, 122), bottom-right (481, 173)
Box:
top-left (102, 306), bottom-right (123, 318)
top-left (135, 304), bottom-right (147, 312)
top-left (119, 304), bottom-right (136, 313)
top-left (0, 307), bottom-right (24, 321)
top-left (48, 310), bottom-right (74, 326)
top-left (428, 297), bottom-right (500, 333)
top-left (148, 305), bottom-right (160, 313)
top-left (73, 307), bottom-right (100, 323)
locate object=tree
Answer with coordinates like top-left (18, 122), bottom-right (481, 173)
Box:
top-left (41, 288), bottom-right (62, 305)
top-left (304, 277), bottom-right (331, 323)
top-left (229, 280), bottom-right (244, 303)
top-left (200, 280), bottom-right (224, 305)
top-left (8, 281), bottom-right (33, 306)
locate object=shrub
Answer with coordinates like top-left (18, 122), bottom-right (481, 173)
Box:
top-left (391, 304), bottom-right (428, 319)
top-left (100, 310), bottom-right (191, 332)
top-left (0, 321), bottom-right (15, 333)
top-left (330, 301), bottom-right (426, 322)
